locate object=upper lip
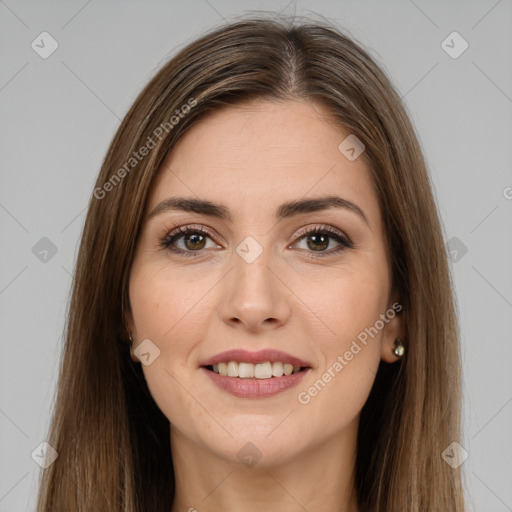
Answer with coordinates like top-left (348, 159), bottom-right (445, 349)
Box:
top-left (200, 349), bottom-right (312, 368)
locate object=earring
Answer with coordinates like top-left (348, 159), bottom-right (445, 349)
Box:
top-left (393, 338), bottom-right (405, 357)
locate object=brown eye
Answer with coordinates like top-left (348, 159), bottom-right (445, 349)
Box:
top-left (161, 226), bottom-right (220, 257)
top-left (306, 233), bottom-right (330, 251)
top-left (183, 233), bottom-right (207, 250)
top-left (293, 225), bottom-right (354, 257)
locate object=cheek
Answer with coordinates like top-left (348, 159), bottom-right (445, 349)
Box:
top-left (129, 264), bottom-right (219, 436)
top-left (301, 263), bottom-right (388, 353)
top-left (292, 266), bottom-right (386, 426)
top-left (129, 262), bottom-right (216, 343)
top-left (128, 263), bottom-right (205, 401)
top-left (296, 320), bottom-right (382, 439)
top-left (296, 354), bottom-right (378, 442)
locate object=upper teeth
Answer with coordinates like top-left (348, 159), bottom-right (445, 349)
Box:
top-left (212, 361), bottom-right (301, 379)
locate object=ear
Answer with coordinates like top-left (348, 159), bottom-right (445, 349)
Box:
top-left (122, 291), bottom-right (135, 335)
top-left (122, 296), bottom-right (140, 363)
top-left (124, 308), bottom-right (135, 338)
top-left (380, 293), bottom-right (406, 364)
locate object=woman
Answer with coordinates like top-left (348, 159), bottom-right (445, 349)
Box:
top-left (36, 15), bottom-right (466, 511)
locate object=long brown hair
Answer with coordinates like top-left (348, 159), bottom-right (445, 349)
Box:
top-left (36, 14), bottom-right (466, 511)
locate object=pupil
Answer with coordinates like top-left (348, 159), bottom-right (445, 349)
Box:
top-left (308, 234), bottom-right (328, 251)
top-left (186, 234), bottom-right (205, 250)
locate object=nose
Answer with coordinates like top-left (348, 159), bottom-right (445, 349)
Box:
top-left (219, 244), bottom-right (292, 333)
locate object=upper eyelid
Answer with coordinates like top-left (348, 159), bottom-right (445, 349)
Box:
top-left (163, 223), bottom-right (351, 247)
top-left (293, 223), bottom-right (348, 240)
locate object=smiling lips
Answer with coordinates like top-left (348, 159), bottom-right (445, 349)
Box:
top-left (200, 348), bottom-right (312, 398)
top-left (212, 360), bottom-right (301, 378)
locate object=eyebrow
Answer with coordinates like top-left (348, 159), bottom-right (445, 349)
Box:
top-left (146, 195), bottom-right (369, 226)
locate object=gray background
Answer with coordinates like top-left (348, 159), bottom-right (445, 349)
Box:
top-left (1, 0), bottom-right (511, 510)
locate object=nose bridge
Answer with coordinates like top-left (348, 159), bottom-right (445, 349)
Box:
top-left (220, 236), bottom-right (291, 331)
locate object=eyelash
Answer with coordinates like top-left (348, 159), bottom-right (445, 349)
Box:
top-left (160, 224), bottom-right (354, 259)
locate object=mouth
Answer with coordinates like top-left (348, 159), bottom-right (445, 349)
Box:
top-left (203, 361), bottom-right (310, 378)
top-left (199, 349), bottom-right (313, 398)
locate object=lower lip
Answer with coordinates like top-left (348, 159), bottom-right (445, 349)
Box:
top-left (200, 367), bottom-right (311, 398)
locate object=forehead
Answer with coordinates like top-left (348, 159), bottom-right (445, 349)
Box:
top-left (148, 99), bottom-right (379, 228)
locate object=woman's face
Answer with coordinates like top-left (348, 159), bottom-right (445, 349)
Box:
top-left (127, 99), bottom-right (403, 467)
